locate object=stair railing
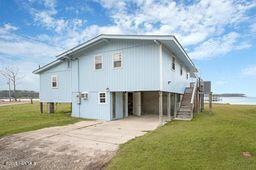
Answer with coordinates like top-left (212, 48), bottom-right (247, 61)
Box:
top-left (190, 78), bottom-right (198, 118)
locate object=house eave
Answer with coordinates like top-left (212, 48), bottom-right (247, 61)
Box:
top-left (33, 34), bottom-right (198, 74)
top-left (33, 60), bottom-right (63, 74)
top-left (55, 34), bottom-right (176, 59)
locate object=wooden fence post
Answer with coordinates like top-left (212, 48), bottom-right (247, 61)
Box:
top-left (40, 102), bottom-right (43, 113)
top-left (209, 92), bottom-right (212, 112)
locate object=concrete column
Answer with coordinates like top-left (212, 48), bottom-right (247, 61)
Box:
top-left (125, 92), bottom-right (128, 117)
top-left (122, 93), bottom-right (125, 118)
top-left (159, 91), bottom-right (163, 124)
top-left (133, 92), bottom-right (141, 116)
top-left (174, 94), bottom-right (177, 118)
top-left (167, 93), bottom-right (171, 121)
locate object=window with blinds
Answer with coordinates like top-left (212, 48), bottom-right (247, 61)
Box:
top-left (113, 52), bottom-right (122, 68)
top-left (95, 55), bottom-right (102, 70)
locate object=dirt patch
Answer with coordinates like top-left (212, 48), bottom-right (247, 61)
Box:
top-left (242, 151), bottom-right (252, 158)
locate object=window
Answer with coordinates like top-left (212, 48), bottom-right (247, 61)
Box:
top-left (113, 52), bottom-right (122, 68)
top-left (51, 75), bottom-right (58, 88)
top-left (172, 56), bottom-right (175, 70)
top-left (99, 92), bottom-right (106, 104)
top-left (180, 66), bottom-right (183, 76)
top-left (95, 55), bottom-right (102, 70)
top-left (186, 72), bottom-right (189, 79)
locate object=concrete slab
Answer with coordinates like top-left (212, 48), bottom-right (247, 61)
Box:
top-left (0, 115), bottom-right (160, 169)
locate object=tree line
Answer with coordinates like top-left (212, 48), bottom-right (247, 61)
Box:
top-left (0, 90), bottom-right (39, 99)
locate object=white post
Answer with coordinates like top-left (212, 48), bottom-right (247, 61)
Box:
top-left (125, 92), bottom-right (128, 117)
top-left (174, 94), bottom-right (177, 118)
top-left (133, 92), bottom-right (141, 116)
top-left (179, 94), bottom-right (183, 108)
top-left (167, 93), bottom-right (171, 121)
top-left (159, 91), bottom-right (163, 124)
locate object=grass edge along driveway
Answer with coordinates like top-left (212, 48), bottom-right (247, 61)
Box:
top-left (0, 103), bottom-right (82, 137)
top-left (108, 104), bottom-right (256, 170)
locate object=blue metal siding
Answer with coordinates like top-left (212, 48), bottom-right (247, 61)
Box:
top-left (77, 39), bottom-right (160, 92)
top-left (162, 46), bottom-right (190, 93)
top-left (39, 61), bottom-right (71, 102)
top-left (70, 39), bottom-right (159, 120)
top-left (76, 92), bottom-right (111, 120)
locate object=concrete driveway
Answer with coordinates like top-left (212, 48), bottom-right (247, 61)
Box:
top-left (0, 115), bottom-right (159, 169)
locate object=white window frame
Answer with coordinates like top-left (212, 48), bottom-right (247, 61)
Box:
top-left (98, 92), bottom-right (107, 104)
top-left (112, 52), bottom-right (122, 69)
top-left (94, 55), bottom-right (103, 70)
top-left (171, 56), bottom-right (175, 71)
top-left (51, 75), bottom-right (58, 89)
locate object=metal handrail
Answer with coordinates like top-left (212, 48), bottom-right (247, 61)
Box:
top-left (190, 78), bottom-right (198, 118)
top-left (190, 79), bottom-right (198, 104)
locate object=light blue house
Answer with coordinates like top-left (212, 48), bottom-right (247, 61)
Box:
top-left (33, 34), bottom-right (198, 122)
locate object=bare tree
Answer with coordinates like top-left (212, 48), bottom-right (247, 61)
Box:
top-left (0, 67), bottom-right (23, 101)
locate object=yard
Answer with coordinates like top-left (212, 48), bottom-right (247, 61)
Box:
top-left (1, 103), bottom-right (256, 169)
top-left (0, 103), bottom-right (81, 137)
top-left (108, 104), bottom-right (256, 170)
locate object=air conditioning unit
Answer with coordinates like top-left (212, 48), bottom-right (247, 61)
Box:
top-left (81, 92), bottom-right (88, 100)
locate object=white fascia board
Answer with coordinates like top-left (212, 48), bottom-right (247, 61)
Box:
top-left (102, 34), bottom-right (175, 41)
top-left (56, 34), bottom-right (175, 59)
top-left (171, 36), bottom-right (197, 72)
top-left (56, 35), bottom-right (104, 59)
top-left (33, 60), bottom-right (62, 74)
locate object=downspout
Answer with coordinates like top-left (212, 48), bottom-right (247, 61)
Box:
top-left (77, 58), bottom-right (81, 118)
top-left (159, 43), bottom-right (163, 91)
top-left (154, 40), bottom-right (163, 91)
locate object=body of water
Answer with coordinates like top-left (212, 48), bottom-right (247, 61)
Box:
top-left (214, 97), bottom-right (256, 105)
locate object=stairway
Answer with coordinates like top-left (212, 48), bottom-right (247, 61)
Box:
top-left (175, 87), bottom-right (193, 120)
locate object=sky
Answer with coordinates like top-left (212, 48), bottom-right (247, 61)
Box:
top-left (0, 0), bottom-right (256, 96)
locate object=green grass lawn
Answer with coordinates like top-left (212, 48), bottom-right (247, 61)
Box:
top-left (0, 103), bottom-right (81, 137)
top-left (108, 104), bottom-right (256, 170)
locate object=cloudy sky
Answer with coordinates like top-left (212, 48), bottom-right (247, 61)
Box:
top-left (0, 0), bottom-right (256, 96)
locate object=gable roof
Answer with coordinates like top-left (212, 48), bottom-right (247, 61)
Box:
top-left (33, 34), bottom-right (197, 74)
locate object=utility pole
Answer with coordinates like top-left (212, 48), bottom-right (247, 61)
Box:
top-left (7, 79), bottom-right (11, 102)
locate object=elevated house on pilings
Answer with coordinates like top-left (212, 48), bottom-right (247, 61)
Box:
top-left (33, 34), bottom-right (203, 123)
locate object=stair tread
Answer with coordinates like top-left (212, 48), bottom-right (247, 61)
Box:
top-left (176, 86), bottom-right (195, 121)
